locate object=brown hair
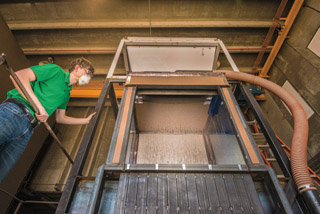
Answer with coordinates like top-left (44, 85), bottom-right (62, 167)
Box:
top-left (69, 57), bottom-right (95, 76)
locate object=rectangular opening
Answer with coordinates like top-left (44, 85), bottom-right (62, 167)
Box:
top-left (127, 91), bottom-right (245, 165)
top-left (127, 46), bottom-right (216, 72)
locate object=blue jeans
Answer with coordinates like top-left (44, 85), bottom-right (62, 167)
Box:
top-left (0, 102), bottom-right (34, 183)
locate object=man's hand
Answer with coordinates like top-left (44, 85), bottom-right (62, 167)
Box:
top-left (55, 109), bottom-right (96, 125)
top-left (85, 112), bottom-right (96, 124)
top-left (11, 68), bottom-right (48, 122)
top-left (36, 107), bottom-right (49, 122)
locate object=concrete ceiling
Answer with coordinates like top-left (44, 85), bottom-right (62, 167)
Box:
top-left (0, 0), bottom-right (294, 96)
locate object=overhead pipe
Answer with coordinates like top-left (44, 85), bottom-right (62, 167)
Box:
top-left (217, 70), bottom-right (320, 213)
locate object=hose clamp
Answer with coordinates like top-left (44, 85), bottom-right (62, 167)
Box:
top-left (298, 184), bottom-right (316, 193)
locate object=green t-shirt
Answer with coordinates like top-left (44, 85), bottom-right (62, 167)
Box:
top-left (7, 64), bottom-right (72, 119)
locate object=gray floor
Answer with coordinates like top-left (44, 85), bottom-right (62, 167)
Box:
top-left (136, 133), bottom-right (245, 165)
top-left (137, 133), bottom-right (208, 164)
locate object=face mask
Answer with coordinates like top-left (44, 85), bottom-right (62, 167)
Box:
top-left (78, 74), bottom-right (91, 85)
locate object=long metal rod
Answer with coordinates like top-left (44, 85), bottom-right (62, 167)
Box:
top-left (266, 167), bottom-right (294, 213)
top-left (0, 53), bottom-right (74, 164)
top-left (0, 188), bottom-right (21, 202)
top-left (103, 163), bottom-right (268, 173)
top-left (218, 40), bottom-right (240, 72)
top-left (107, 39), bottom-right (125, 78)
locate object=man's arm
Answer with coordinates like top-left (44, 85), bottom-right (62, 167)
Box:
top-left (55, 109), bottom-right (96, 125)
top-left (10, 68), bottom-right (49, 122)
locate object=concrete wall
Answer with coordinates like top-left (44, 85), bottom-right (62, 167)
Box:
top-left (0, 14), bottom-right (52, 213)
top-left (260, 0), bottom-right (320, 173)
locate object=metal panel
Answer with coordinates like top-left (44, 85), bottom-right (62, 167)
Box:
top-left (136, 173), bottom-right (147, 213)
top-left (125, 173), bottom-right (139, 213)
top-left (127, 46), bottom-right (216, 72)
top-left (186, 174), bottom-right (199, 213)
top-left (114, 171), bottom-right (129, 213)
top-left (242, 174), bottom-right (265, 213)
top-left (220, 87), bottom-right (262, 164)
top-left (214, 174), bottom-right (232, 213)
top-left (106, 87), bottom-right (129, 164)
top-left (146, 174), bottom-right (158, 214)
top-left (114, 173), bottom-right (265, 214)
top-left (69, 180), bottom-right (118, 214)
top-left (176, 174), bottom-right (189, 213)
top-left (113, 87), bottom-right (136, 164)
top-left (233, 174), bottom-right (254, 213)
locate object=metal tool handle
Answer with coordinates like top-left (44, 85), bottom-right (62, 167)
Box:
top-left (1, 53), bottom-right (40, 114)
top-left (0, 53), bottom-right (74, 164)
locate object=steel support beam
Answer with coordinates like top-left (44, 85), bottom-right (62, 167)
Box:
top-left (106, 87), bottom-right (137, 164)
top-left (55, 79), bottom-right (113, 213)
top-left (260, 0), bottom-right (304, 76)
top-left (239, 83), bottom-right (309, 213)
top-left (87, 165), bottom-right (106, 214)
top-left (252, 0), bottom-right (288, 73)
top-left (218, 40), bottom-right (240, 72)
top-left (265, 167), bottom-right (294, 214)
top-left (240, 84), bottom-right (291, 175)
top-left (104, 163), bottom-right (269, 173)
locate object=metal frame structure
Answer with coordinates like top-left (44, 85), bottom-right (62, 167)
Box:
top-left (56, 38), bottom-right (298, 213)
top-left (238, 83), bottom-right (310, 213)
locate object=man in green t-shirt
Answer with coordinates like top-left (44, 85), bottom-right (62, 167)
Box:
top-left (0, 57), bottom-right (96, 183)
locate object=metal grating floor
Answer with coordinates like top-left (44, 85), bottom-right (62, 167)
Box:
top-left (115, 173), bottom-right (264, 214)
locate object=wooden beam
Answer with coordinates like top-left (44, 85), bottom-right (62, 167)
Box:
top-left (22, 46), bottom-right (272, 55)
top-left (70, 82), bottom-right (124, 98)
top-left (70, 88), bottom-right (123, 98)
top-left (7, 19), bottom-right (279, 30)
top-left (23, 47), bottom-right (117, 55)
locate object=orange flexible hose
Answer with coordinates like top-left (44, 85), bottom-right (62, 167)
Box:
top-left (218, 70), bottom-right (315, 193)
top-left (276, 136), bottom-right (320, 187)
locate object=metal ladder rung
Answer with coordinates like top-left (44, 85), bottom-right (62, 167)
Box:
top-left (266, 158), bottom-right (277, 162)
top-left (258, 144), bottom-right (286, 148)
top-left (246, 120), bottom-right (257, 125)
top-left (277, 174), bottom-right (317, 178)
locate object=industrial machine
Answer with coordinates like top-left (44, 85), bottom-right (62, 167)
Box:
top-left (54, 38), bottom-right (318, 213)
